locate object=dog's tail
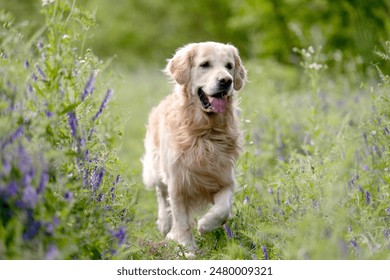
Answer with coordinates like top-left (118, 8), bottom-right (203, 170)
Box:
top-left (141, 152), bottom-right (160, 190)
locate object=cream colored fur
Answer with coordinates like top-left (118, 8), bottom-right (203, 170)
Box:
top-left (142, 42), bottom-right (246, 255)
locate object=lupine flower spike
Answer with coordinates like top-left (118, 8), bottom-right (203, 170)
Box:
top-left (82, 70), bottom-right (97, 101)
top-left (92, 89), bottom-right (114, 121)
top-left (261, 245), bottom-right (269, 260)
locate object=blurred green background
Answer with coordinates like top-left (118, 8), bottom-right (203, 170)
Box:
top-left (2, 0), bottom-right (389, 70)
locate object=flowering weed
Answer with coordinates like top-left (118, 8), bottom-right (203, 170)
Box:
top-left (0, 1), bottom-right (134, 259)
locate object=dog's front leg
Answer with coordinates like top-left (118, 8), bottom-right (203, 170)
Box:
top-left (166, 189), bottom-right (195, 250)
top-left (197, 186), bottom-right (233, 235)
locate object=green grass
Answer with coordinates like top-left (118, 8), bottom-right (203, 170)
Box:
top-left (1, 1), bottom-right (389, 260)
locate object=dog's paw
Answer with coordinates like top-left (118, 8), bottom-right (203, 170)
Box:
top-left (198, 212), bottom-right (229, 235)
top-left (166, 230), bottom-right (178, 242)
top-left (197, 217), bottom-right (219, 235)
top-left (167, 229), bottom-right (194, 246)
top-left (166, 230), bottom-right (196, 258)
top-left (156, 218), bottom-right (171, 236)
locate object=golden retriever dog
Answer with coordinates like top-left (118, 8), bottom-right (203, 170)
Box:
top-left (142, 42), bottom-right (246, 255)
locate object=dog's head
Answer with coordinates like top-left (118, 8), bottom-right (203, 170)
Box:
top-left (165, 42), bottom-right (246, 113)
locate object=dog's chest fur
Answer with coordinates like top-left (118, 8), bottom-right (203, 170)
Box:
top-left (163, 94), bottom-right (242, 201)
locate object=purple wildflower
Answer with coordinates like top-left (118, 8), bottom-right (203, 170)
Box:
top-left (53, 216), bottom-right (60, 226)
top-left (113, 226), bottom-right (126, 245)
top-left (88, 128), bottom-right (95, 139)
top-left (373, 145), bottom-right (381, 157)
top-left (384, 229), bottom-right (390, 238)
top-left (32, 73), bottom-right (38, 82)
top-left (92, 89), bottom-right (114, 121)
top-left (36, 64), bottom-right (47, 80)
top-left (385, 208), bottom-right (390, 215)
top-left (261, 245), bottom-right (269, 260)
top-left (349, 240), bottom-right (358, 249)
top-left (22, 185), bottom-right (38, 209)
top-left (1, 126), bottom-right (24, 149)
top-left (67, 110), bottom-right (78, 138)
top-left (223, 223), bottom-right (233, 240)
top-left (97, 193), bottom-right (103, 202)
top-left (110, 249), bottom-right (117, 256)
top-left (82, 71), bottom-right (97, 101)
top-left (80, 136), bottom-right (85, 148)
top-left (243, 195), bottom-right (250, 205)
top-left (2, 156), bottom-right (11, 174)
top-left (348, 174), bottom-right (359, 188)
top-left (64, 191), bottom-right (73, 202)
top-left (115, 174), bottom-right (120, 185)
top-left (18, 145), bottom-right (34, 185)
top-left (37, 41), bottom-right (46, 60)
top-left (45, 110), bottom-right (53, 118)
top-left (26, 82), bottom-right (33, 94)
top-left (269, 187), bottom-right (273, 194)
top-left (38, 169), bottom-right (49, 193)
top-left (45, 244), bottom-right (59, 260)
top-left (22, 169), bottom-right (34, 188)
top-left (110, 187), bottom-right (116, 200)
top-left (384, 127), bottom-right (390, 135)
top-left (45, 222), bottom-right (54, 235)
top-left (94, 169), bottom-right (105, 190)
top-left (365, 191), bottom-right (371, 205)
top-left (24, 60), bottom-right (29, 69)
top-left (84, 149), bottom-right (89, 161)
top-left (7, 181), bottom-right (18, 197)
top-left (23, 210), bottom-right (41, 240)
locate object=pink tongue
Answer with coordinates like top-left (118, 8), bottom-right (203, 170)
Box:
top-left (210, 98), bottom-right (228, 113)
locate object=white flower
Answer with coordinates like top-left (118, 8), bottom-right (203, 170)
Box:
top-left (308, 63), bottom-right (323, 70)
top-left (42, 0), bottom-right (55, 6)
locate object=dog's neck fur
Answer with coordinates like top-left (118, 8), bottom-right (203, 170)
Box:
top-left (169, 84), bottom-right (241, 155)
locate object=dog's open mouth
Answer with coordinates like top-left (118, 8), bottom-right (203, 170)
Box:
top-left (198, 88), bottom-right (229, 113)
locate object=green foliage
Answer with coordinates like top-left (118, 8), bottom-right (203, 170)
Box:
top-left (231, 0), bottom-right (389, 65)
top-left (5, 0), bottom-right (388, 71)
top-left (0, 0), bottom-right (134, 259)
top-left (84, 0), bottom-right (389, 71)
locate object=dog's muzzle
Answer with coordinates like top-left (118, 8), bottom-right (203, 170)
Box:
top-left (198, 86), bottom-right (231, 114)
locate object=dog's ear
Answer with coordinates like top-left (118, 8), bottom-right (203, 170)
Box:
top-left (231, 46), bottom-right (247, 91)
top-left (165, 44), bottom-right (195, 85)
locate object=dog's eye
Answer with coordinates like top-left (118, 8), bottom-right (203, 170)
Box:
top-left (226, 63), bottom-right (233, 70)
top-left (200, 61), bottom-right (210, 68)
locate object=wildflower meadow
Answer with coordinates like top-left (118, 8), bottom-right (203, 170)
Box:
top-left (0, 0), bottom-right (389, 260)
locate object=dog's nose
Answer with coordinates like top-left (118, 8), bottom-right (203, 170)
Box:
top-left (218, 77), bottom-right (232, 89)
